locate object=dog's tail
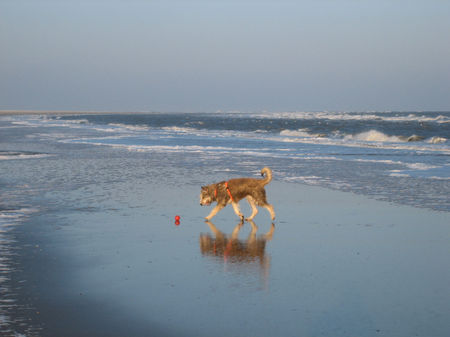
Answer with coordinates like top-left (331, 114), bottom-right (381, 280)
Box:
top-left (260, 167), bottom-right (272, 186)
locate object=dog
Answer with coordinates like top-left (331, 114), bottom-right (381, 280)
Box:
top-left (199, 167), bottom-right (276, 221)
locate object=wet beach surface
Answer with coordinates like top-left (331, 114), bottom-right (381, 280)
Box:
top-left (4, 175), bottom-right (450, 337)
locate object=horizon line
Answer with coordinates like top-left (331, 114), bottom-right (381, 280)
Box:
top-left (1, 109), bottom-right (449, 116)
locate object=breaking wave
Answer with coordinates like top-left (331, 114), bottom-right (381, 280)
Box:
top-left (279, 128), bottom-right (447, 147)
top-left (345, 130), bottom-right (403, 142)
top-left (428, 136), bottom-right (447, 144)
top-left (249, 111), bottom-right (450, 123)
top-left (0, 151), bottom-right (52, 160)
top-left (280, 129), bottom-right (321, 138)
top-left (342, 130), bottom-right (430, 143)
top-left (108, 123), bottom-right (150, 132)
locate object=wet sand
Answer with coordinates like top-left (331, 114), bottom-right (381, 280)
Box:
top-left (10, 178), bottom-right (450, 337)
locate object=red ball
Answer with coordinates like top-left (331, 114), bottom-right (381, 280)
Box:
top-left (175, 215), bottom-right (181, 221)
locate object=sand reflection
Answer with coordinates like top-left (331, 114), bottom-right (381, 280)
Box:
top-left (200, 220), bottom-right (275, 281)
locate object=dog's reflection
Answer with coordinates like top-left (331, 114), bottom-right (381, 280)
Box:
top-left (200, 220), bottom-right (275, 271)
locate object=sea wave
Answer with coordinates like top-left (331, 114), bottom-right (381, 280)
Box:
top-left (12, 118), bottom-right (89, 129)
top-left (427, 136), bottom-right (447, 144)
top-left (161, 126), bottom-right (199, 133)
top-left (280, 129), bottom-right (326, 138)
top-left (108, 123), bottom-right (150, 132)
top-left (277, 129), bottom-right (449, 153)
top-left (61, 118), bottom-right (89, 124)
top-left (345, 130), bottom-right (403, 142)
top-left (0, 151), bottom-right (52, 160)
top-left (280, 128), bottom-right (444, 144)
top-left (248, 111), bottom-right (450, 123)
top-left (353, 159), bottom-right (441, 172)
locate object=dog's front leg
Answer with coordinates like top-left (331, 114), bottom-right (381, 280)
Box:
top-left (231, 202), bottom-right (245, 222)
top-left (205, 204), bottom-right (224, 221)
top-left (245, 196), bottom-right (259, 221)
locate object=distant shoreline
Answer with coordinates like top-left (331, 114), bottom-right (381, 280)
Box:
top-left (0, 110), bottom-right (158, 116)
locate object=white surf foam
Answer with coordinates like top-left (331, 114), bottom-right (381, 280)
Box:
top-left (284, 176), bottom-right (322, 184)
top-left (275, 129), bottom-right (450, 154)
top-left (0, 152), bottom-right (52, 160)
top-left (247, 111), bottom-right (450, 123)
top-left (352, 159), bottom-right (403, 165)
top-left (108, 123), bottom-right (150, 132)
top-left (12, 118), bottom-right (88, 129)
top-left (404, 163), bottom-right (439, 171)
top-left (344, 130), bottom-right (402, 143)
top-left (427, 136), bottom-right (447, 144)
top-left (161, 126), bottom-right (198, 133)
top-left (354, 159), bottom-right (441, 173)
top-left (61, 118), bottom-right (89, 124)
top-left (389, 172), bottom-right (411, 178)
top-left (429, 176), bottom-right (450, 180)
top-left (280, 129), bottom-right (326, 138)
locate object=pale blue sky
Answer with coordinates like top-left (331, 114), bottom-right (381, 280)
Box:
top-left (1, 0), bottom-right (449, 112)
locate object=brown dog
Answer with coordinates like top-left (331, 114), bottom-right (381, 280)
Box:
top-left (200, 167), bottom-right (275, 221)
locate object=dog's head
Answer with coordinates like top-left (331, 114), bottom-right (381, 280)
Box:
top-left (199, 185), bottom-right (214, 206)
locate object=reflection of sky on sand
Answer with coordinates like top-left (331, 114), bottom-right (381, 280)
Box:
top-left (200, 221), bottom-right (274, 287)
top-left (0, 208), bottom-right (41, 336)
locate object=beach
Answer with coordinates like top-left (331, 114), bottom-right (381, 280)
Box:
top-left (1, 112), bottom-right (449, 336)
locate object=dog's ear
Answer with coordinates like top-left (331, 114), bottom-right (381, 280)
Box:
top-left (201, 185), bottom-right (207, 190)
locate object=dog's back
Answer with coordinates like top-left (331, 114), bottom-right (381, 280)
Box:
top-left (229, 167), bottom-right (271, 187)
top-left (227, 167), bottom-right (272, 204)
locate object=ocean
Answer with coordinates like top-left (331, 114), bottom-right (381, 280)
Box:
top-left (1, 111), bottom-right (449, 336)
top-left (2, 111), bottom-right (449, 211)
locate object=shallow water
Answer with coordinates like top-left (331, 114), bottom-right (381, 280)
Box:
top-left (1, 113), bottom-right (449, 336)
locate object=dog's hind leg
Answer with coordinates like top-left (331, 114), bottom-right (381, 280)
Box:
top-left (245, 196), bottom-right (258, 221)
top-left (254, 188), bottom-right (275, 221)
top-left (205, 204), bottom-right (224, 221)
top-left (231, 202), bottom-right (245, 222)
top-left (263, 204), bottom-right (276, 221)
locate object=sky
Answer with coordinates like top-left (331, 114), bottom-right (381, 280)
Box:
top-left (1, 0), bottom-right (449, 112)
